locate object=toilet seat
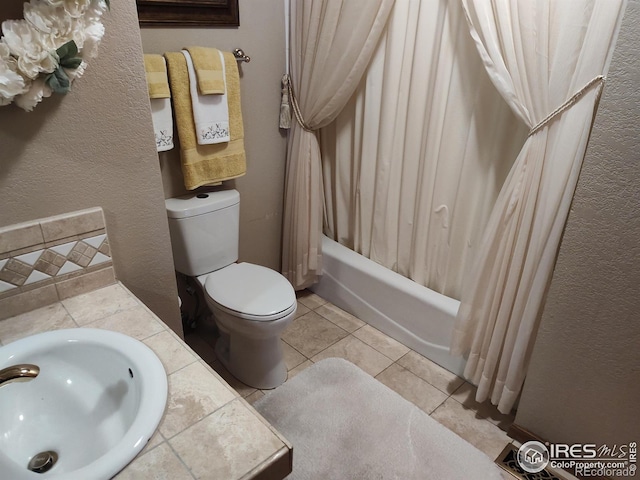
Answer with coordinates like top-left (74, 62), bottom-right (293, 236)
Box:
top-left (202, 263), bottom-right (296, 322)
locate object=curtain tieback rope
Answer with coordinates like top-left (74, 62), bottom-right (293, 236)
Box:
top-left (528, 75), bottom-right (606, 136)
top-left (285, 73), bottom-right (315, 132)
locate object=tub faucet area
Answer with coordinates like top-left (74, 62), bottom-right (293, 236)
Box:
top-left (0, 364), bottom-right (40, 388)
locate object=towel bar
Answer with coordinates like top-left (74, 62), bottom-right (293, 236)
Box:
top-left (233, 48), bottom-right (250, 63)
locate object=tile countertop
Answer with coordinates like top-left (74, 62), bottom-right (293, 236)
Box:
top-left (0, 282), bottom-right (293, 480)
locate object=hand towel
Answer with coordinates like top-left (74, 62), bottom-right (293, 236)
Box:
top-left (184, 46), bottom-right (225, 95)
top-left (143, 54), bottom-right (171, 99)
top-left (165, 51), bottom-right (246, 189)
top-left (182, 50), bottom-right (230, 145)
top-left (151, 97), bottom-right (174, 152)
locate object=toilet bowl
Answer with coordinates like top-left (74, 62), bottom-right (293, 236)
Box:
top-left (165, 190), bottom-right (296, 389)
top-left (197, 262), bottom-right (296, 389)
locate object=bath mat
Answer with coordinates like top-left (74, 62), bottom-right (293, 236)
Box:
top-left (254, 358), bottom-right (505, 480)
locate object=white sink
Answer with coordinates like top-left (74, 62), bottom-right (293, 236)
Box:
top-left (0, 328), bottom-right (168, 479)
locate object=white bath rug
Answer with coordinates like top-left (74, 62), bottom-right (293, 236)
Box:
top-left (254, 358), bottom-right (505, 479)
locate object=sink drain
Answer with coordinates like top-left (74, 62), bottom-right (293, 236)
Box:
top-left (28, 451), bottom-right (58, 474)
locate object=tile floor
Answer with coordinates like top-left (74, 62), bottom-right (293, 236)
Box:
top-left (185, 290), bottom-right (516, 462)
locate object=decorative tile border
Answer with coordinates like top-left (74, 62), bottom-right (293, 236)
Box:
top-left (0, 235), bottom-right (110, 291)
top-left (0, 208), bottom-right (116, 319)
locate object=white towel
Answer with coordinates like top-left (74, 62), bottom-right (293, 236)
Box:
top-left (182, 50), bottom-right (230, 145)
top-left (151, 97), bottom-right (174, 152)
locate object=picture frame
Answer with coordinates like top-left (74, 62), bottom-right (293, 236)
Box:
top-left (136, 0), bottom-right (239, 27)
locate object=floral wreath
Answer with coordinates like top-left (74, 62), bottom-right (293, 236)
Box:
top-left (0, 0), bottom-right (109, 112)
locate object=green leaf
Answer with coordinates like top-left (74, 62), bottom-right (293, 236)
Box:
top-left (105, 0), bottom-right (110, 10)
top-left (45, 67), bottom-right (71, 95)
top-left (60, 57), bottom-right (82, 70)
top-left (56, 40), bottom-right (78, 61)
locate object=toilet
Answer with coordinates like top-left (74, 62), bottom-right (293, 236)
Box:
top-left (165, 190), bottom-right (296, 389)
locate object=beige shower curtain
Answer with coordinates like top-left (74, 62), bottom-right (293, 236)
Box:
top-left (284, 0), bottom-right (626, 415)
top-left (451, 0), bottom-right (627, 413)
top-left (321, 0), bottom-right (527, 299)
top-left (281, 0), bottom-right (395, 289)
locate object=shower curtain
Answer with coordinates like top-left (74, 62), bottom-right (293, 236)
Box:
top-left (320, 0), bottom-right (527, 300)
top-left (281, 0), bottom-right (395, 289)
top-left (451, 0), bottom-right (627, 413)
top-left (318, 0), bottom-right (627, 413)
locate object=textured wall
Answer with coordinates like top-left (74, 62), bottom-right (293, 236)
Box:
top-left (0, 0), bottom-right (182, 334)
top-left (515, 0), bottom-right (640, 445)
top-left (140, 0), bottom-right (287, 271)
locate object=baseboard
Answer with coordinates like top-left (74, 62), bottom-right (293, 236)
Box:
top-left (508, 424), bottom-right (544, 445)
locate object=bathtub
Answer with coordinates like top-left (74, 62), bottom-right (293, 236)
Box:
top-left (310, 235), bottom-right (466, 376)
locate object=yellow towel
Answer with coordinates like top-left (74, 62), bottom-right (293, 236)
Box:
top-left (184, 46), bottom-right (225, 95)
top-left (143, 54), bottom-right (171, 99)
top-left (165, 51), bottom-right (246, 189)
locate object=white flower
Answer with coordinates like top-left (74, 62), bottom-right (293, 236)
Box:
top-left (13, 76), bottom-right (52, 111)
top-left (81, 20), bottom-right (104, 59)
top-left (0, 0), bottom-right (108, 111)
top-left (24, 1), bottom-right (83, 50)
top-left (23, 0), bottom-right (58, 36)
top-left (2, 19), bottom-right (58, 79)
top-left (66, 59), bottom-right (86, 81)
top-left (43, 0), bottom-right (93, 19)
top-left (84, 1), bottom-right (108, 22)
top-left (0, 43), bottom-right (28, 105)
top-left (23, 1), bottom-right (106, 57)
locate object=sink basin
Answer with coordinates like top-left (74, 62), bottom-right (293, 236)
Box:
top-left (0, 328), bottom-right (168, 479)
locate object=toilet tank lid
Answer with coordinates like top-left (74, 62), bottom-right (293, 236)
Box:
top-left (165, 190), bottom-right (239, 219)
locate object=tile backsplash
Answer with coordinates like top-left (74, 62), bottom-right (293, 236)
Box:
top-left (0, 208), bottom-right (116, 319)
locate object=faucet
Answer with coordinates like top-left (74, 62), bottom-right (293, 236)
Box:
top-left (0, 364), bottom-right (40, 387)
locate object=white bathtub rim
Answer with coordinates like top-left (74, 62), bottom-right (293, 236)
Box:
top-left (321, 237), bottom-right (461, 317)
top-left (313, 236), bottom-right (467, 377)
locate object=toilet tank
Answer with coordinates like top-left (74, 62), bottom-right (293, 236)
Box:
top-left (165, 190), bottom-right (240, 277)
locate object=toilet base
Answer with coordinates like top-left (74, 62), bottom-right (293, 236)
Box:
top-left (214, 331), bottom-right (287, 389)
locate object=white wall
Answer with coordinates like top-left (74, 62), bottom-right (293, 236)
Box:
top-left (0, 0), bottom-right (182, 334)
